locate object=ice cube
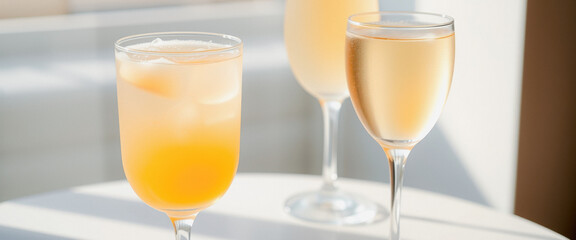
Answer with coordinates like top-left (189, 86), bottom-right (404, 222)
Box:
top-left (197, 79), bottom-right (240, 105)
top-left (149, 38), bottom-right (163, 51)
top-left (148, 57), bottom-right (175, 65)
top-left (202, 104), bottom-right (238, 126)
top-left (117, 57), bottom-right (183, 98)
top-left (150, 38), bottom-right (163, 46)
top-left (193, 58), bottom-right (242, 105)
top-left (173, 104), bottom-right (200, 140)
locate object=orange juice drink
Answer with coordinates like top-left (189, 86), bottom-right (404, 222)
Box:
top-left (115, 38), bottom-right (242, 214)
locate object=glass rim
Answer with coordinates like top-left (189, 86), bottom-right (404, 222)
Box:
top-left (348, 11), bottom-right (454, 29)
top-left (114, 31), bottom-right (242, 56)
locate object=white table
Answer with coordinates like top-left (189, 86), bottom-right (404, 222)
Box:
top-left (0, 173), bottom-right (566, 240)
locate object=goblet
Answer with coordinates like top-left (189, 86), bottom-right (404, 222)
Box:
top-left (346, 12), bottom-right (455, 239)
top-left (283, 0), bottom-right (385, 225)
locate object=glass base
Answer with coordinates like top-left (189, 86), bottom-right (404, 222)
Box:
top-left (284, 189), bottom-right (386, 225)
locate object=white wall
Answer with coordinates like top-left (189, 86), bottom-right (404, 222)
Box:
top-left (418, 0), bottom-right (526, 213)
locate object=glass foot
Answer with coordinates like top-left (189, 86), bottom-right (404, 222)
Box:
top-left (284, 189), bottom-right (386, 225)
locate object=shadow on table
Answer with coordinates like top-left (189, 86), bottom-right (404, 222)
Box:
top-left (404, 215), bottom-right (563, 240)
top-left (13, 190), bottom-right (562, 240)
top-left (194, 212), bottom-right (384, 240)
top-left (0, 225), bottom-right (74, 240)
top-left (14, 192), bottom-right (383, 240)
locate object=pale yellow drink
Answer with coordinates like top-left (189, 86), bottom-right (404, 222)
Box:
top-left (346, 32), bottom-right (455, 143)
top-left (115, 39), bottom-right (242, 212)
top-left (346, 12), bottom-right (455, 240)
top-left (285, 0), bottom-right (379, 101)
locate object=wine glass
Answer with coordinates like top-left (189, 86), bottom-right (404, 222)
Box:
top-left (114, 32), bottom-right (242, 240)
top-left (283, 0), bottom-right (385, 225)
top-left (345, 12), bottom-right (455, 239)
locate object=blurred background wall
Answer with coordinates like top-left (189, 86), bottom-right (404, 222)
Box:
top-left (0, 0), bottom-right (573, 238)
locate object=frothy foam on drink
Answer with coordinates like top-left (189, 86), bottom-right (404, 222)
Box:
top-left (127, 38), bottom-right (231, 53)
top-left (119, 38), bottom-right (240, 64)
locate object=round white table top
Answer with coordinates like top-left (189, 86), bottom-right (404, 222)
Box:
top-left (0, 173), bottom-right (567, 240)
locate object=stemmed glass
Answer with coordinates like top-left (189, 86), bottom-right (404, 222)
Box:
top-left (283, 0), bottom-right (384, 225)
top-left (345, 12), bottom-right (455, 239)
top-left (114, 32), bottom-right (242, 240)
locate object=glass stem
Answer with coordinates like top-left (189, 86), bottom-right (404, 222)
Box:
top-left (384, 148), bottom-right (410, 240)
top-left (170, 214), bottom-right (198, 240)
top-left (320, 100), bottom-right (343, 191)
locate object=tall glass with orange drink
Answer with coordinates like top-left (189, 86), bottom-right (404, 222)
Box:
top-left (115, 32), bottom-right (242, 240)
